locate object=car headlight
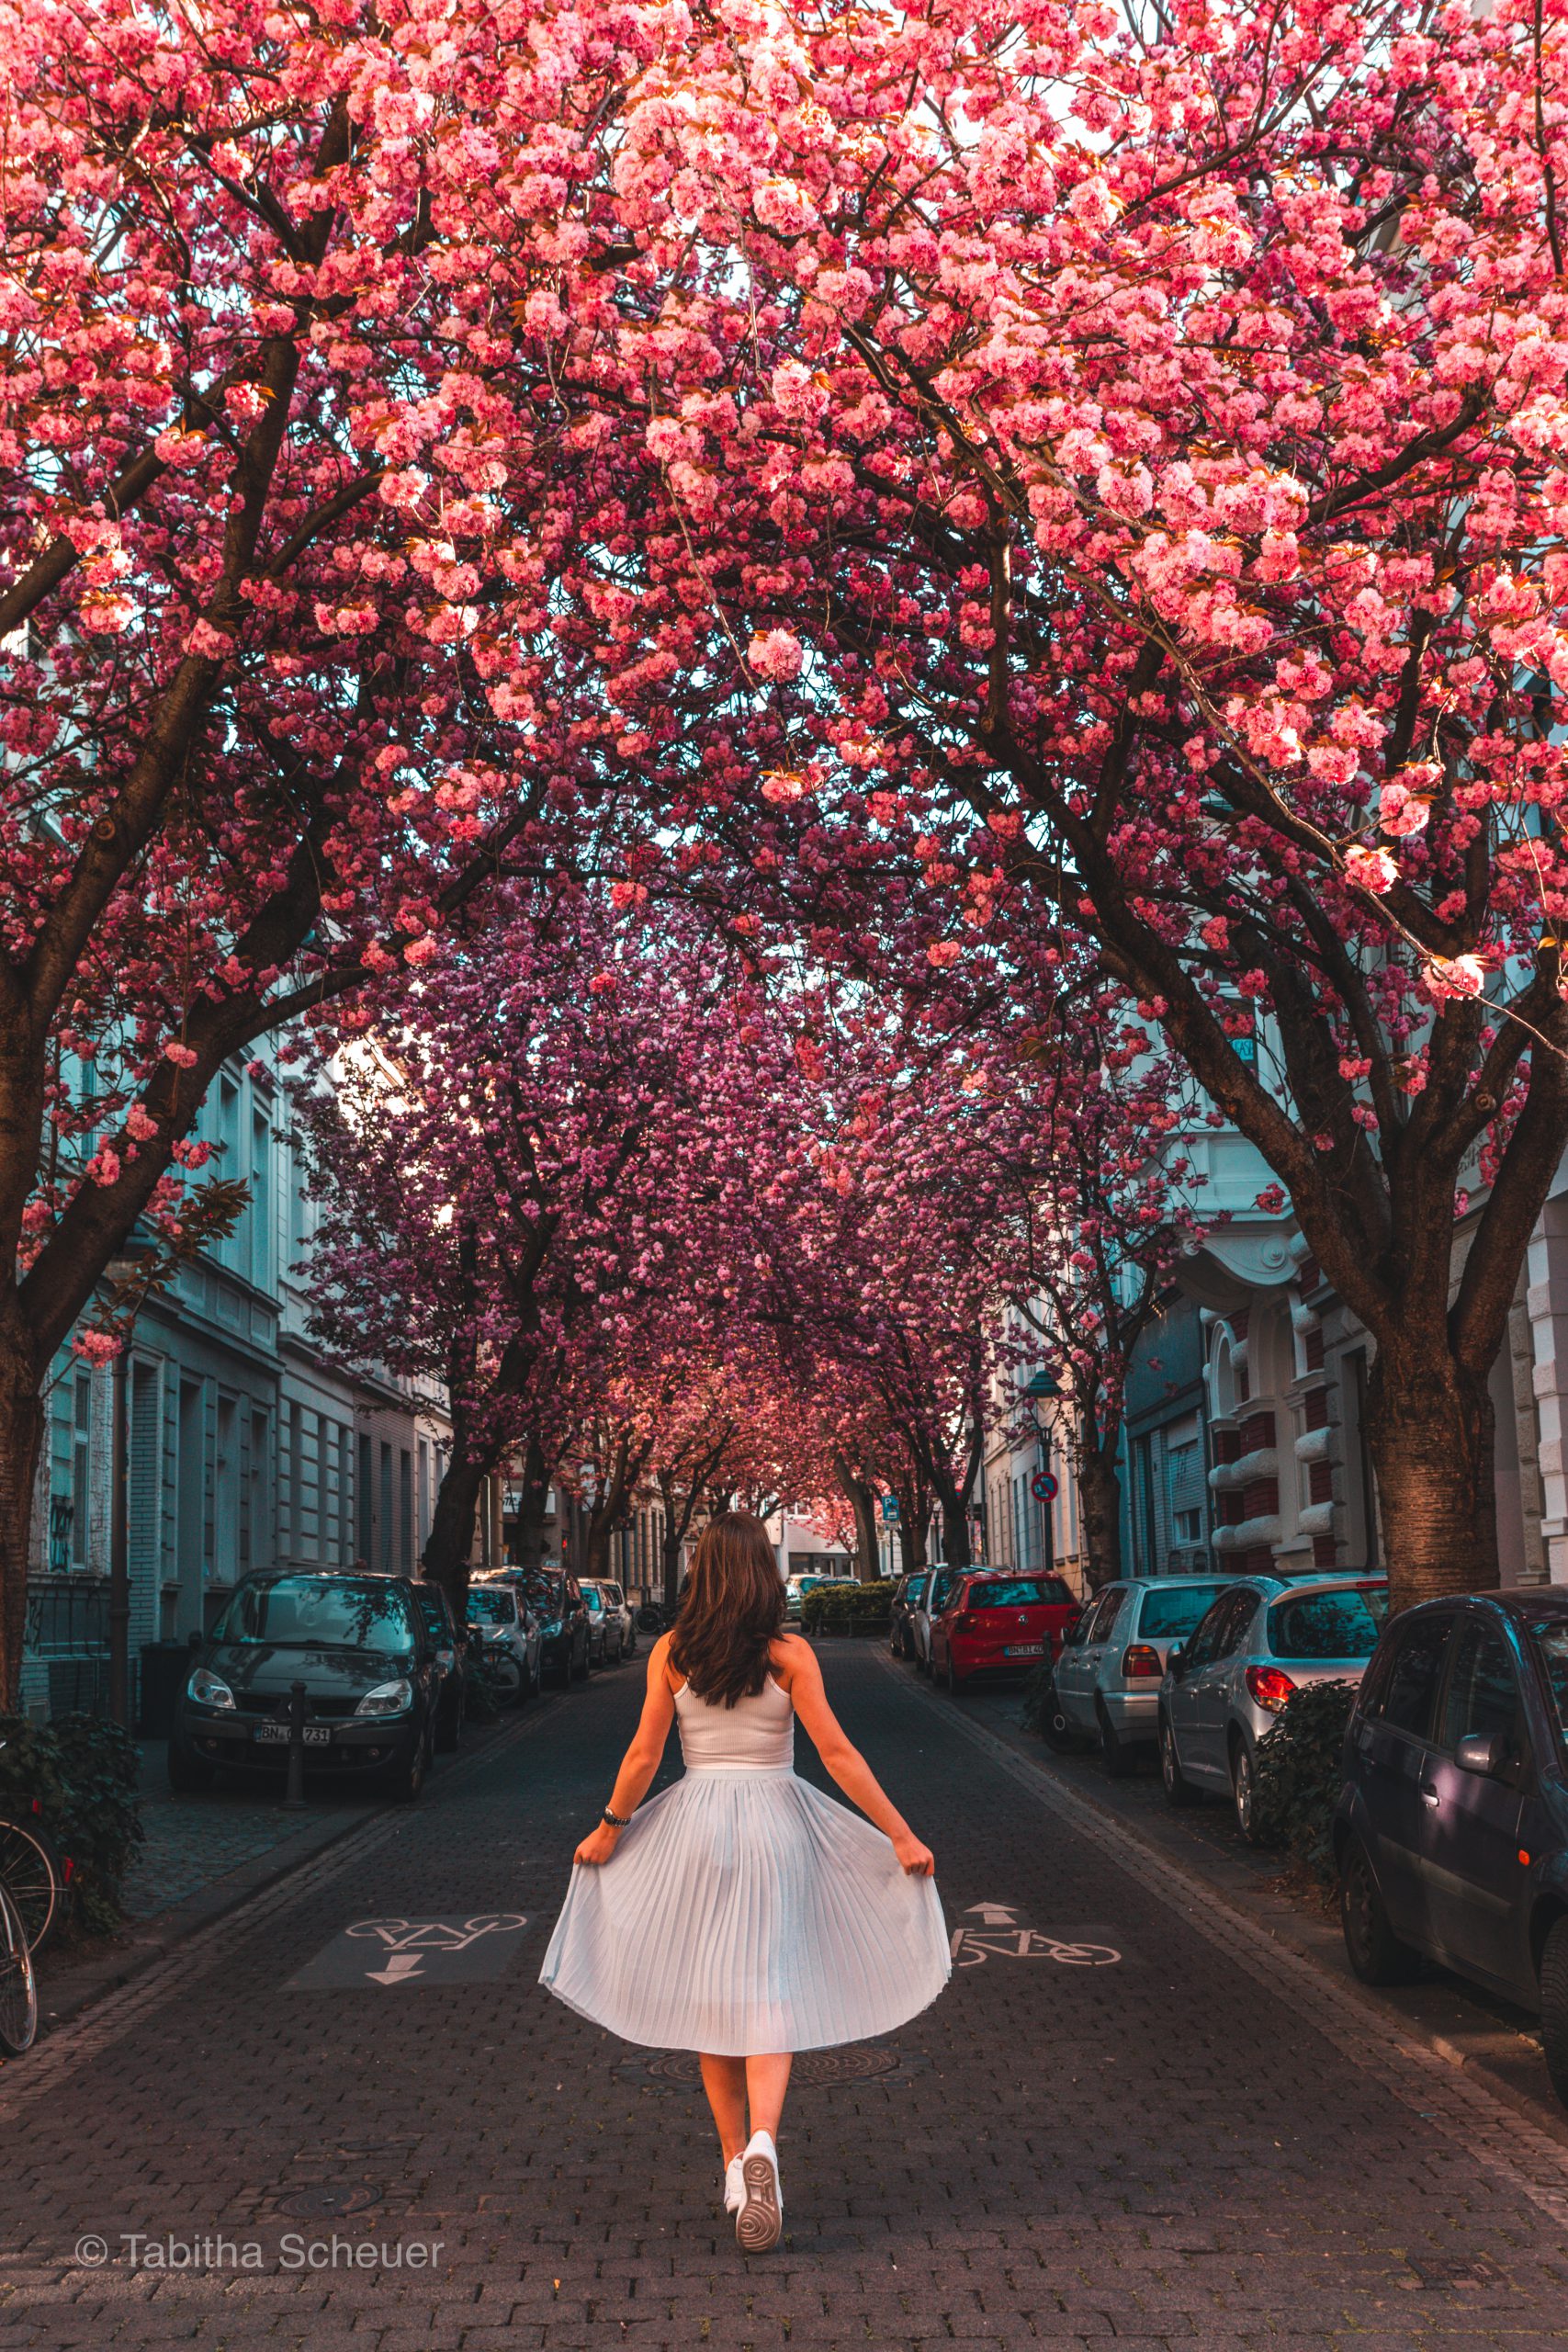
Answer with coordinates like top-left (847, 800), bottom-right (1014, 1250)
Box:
top-left (187, 1667), bottom-right (234, 1711)
top-left (540, 1619), bottom-right (562, 1637)
top-left (355, 1678), bottom-right (413, 1717)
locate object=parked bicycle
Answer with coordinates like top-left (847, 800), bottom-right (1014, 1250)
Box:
top-left (0, 1739), bottom-right (49, 2057)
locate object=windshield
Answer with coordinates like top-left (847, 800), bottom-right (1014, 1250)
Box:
top-left (214, 1577), bottom-right (412, 1654)
top-left (1137, 1585), bottom-right (1225, 1641)
top-left (906, 1577), bottom-right (927, 1604)
top-left (1269, 1587), bottom-right (1388, 1661)
top-left (466, 1589), bottom-right (517, 1625)
top-left (968, 1577), bottom-right (1070, 1609)
top-left (414, 1593), bottom-right (449, 1640)
top-left (1528, 1617), bottom-right (1568, 1740)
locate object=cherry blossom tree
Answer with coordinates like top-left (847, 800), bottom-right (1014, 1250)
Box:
top-left (0, 0), bottom-right (677, 1699)
top-left (575, 0), bottom-right (1568, 1604)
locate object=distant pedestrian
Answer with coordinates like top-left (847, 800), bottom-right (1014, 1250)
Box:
top-left (540, 1510), bottom-right (949, 2249)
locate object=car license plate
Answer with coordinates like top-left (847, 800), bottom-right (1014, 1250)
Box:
top-left (1004, 1643), bottom-right (1043, 1657)
top-left (254, 1723), bottom-right (331, 1745)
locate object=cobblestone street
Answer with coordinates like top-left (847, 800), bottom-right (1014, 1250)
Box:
top-left (3, 1645), bottom-right (1568, 2350)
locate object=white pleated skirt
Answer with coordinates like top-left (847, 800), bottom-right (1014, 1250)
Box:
top-left (539, 1767), bottom-right (952, 2054)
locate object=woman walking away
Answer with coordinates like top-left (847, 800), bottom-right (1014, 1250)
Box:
top-left (540, 1510), bottom-right (950, 2250)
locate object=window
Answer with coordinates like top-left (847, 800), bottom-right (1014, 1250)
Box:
top-left (250, 1109), bottom-right (271, 1289)
top-left (1374, 1612), bottom-right (1454, 1740)
top-left (1269, 1589), bottom-right (1387, 1662)
top-left (1529, 1617), bottom-right (1568, 1746)
top-left (357, 1430), bottom-right (372, 1562)
top-left (1136, 1584), bottom-right (1226, 1642)
top-left (378, 1442), bottom-right (393, 1571)
top-left (1174, 1508), bottom-right (1204, 1544)
top-left (1213, 1589), bottom-right (1258, 1658)
top-left (1085, 1587), bottom-right (1128, 1643)
top-left (966, 1577), bottom-right (1070, 1609)
top-left (71, 1374), bottom-right (92, 1566)
top-left (1180, 1594), bottom-right (1231, 1671)
top-left (1439, 1620), bottom-right (1522, 1754)
top-left (400, 1448), bottom-right (413, 1574)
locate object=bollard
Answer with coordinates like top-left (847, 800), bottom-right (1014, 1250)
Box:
top-left (284, 1679), bottom-right (308, 1810)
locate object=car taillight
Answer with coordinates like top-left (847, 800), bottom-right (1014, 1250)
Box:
top-left (1247, 1664), bottom-right (1296, 1713)
top-left (1121, 1645), bottom-right (1164, 1679)
top-left (953, 1611), bottom-right (977, 1634)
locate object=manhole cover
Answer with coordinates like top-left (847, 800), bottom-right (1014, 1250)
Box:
top-left (615, 2046), bottom-right (923, 2092)
top-left (1408, 2254), bottom-right (1502, 2288)
top-left (276, 2185), bottom-right (382, 2221)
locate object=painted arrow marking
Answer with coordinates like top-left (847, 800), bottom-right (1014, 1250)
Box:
top-left (365, 1952), bottom-right (424, 1986)
top-left (964, 1902), bottom-right (1021, 1928)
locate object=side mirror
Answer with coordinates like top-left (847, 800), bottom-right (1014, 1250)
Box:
top-left (1166, 1645), bottom-right (1187, 1680)
top-left (1456, 1732), bottom-right (1505, 1777)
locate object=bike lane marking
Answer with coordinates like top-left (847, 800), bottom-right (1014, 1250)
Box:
top-left (288, 1911), bottom-right (531, 1989)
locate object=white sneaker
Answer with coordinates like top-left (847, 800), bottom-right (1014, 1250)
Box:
top-left (722, 2155), bottom-right (744, 2214)
top-left (735, 2129), bottom-right (783, 2252)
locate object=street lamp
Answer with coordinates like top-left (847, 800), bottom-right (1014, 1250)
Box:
top-left (1023, 1368), bottom-right (1062, 1577)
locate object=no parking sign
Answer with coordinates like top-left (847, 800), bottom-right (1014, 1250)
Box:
top-left (1031, 1469), bottom-right (1058, 1503)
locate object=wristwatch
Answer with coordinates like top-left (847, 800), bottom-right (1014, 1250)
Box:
top-left (602, 1805), bottom-right (631, 1828)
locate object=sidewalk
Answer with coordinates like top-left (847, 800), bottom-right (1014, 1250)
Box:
top-left (32, 1720), bottom-right (519, 2039)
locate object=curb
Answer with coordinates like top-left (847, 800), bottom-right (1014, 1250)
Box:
top-left (28, 1701), bottom-right (560, 2043)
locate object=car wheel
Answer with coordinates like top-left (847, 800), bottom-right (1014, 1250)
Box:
top-left (1339, 1835), bottom-right (1421, 1985)
top-left (383, 1729), bottom-right (430, 1804)
top-left (1541, 1915), bottom-right (1568, 2109)
top-left (167, 1736), bottom-right (217, 1793)
top-left (1231, 1737), bottom-right (1263, 1843)
top-left (1035, 1678), bottom-right (1080, 1753)
top-left (1158, 1713), bottom-right (1200, 1807)
top-left (916, 1646), bottom-right (931, 1678)
top-left (1098, 1704), bottom-right (1133, 1780)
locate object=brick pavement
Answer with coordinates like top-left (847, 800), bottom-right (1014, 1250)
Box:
top-left (2, 1644), bottom-right (1567, 2350)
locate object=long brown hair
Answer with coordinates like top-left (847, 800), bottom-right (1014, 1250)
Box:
top-left (670, 1511), bottom-right (785, 1706)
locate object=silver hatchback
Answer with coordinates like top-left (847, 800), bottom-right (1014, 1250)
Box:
top-left (1049, 1576), bottom-right (1230, 1775)
top-left (1159, 1574), bottom-right (1389, 1838)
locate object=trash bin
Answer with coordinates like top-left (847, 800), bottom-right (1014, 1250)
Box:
top-left (139, 1641), bottom-right (192, 1739)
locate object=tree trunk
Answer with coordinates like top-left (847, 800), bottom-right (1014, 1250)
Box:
top-left (661, 1518), bottom-right (684, 1611)
top-left (1363, 1338), bottom-right (1498, 1605)
top-left (0, 1354), bottom-right (43, 1713)
top-left (506, 1432), bottom-right (551, 1574)
top-left (930, 1467), bottom-right (972, 1570)
top-left (1076, 1443), bottom-right (1123, 1593)
top-left (834, 1456), bottom-right (881, 1582)
top-left (422, 1448), bottom-right (491, 1612)
top-left (896, 1484), bottom-right (928, 1581)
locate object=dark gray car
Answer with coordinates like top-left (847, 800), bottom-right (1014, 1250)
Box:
top-left (1334, 1590), bottom-right (1568, 2108)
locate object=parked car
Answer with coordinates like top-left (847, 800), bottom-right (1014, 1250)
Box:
top-left (412, 1577), bottom-right (470, 1750)
top-left (784, 1572), bottom-right (853, 1623)
top-left (890, 1573), bottom-right (928, 1660)
top-left (525, 1569), bottom-right (592, 1687)
top-left (170, 1569), bottom-right (438, 1802)
top-left (910, 1565), bottom-right (965, 1673)
top-left (929, 1569), bottom-right (1078, 1693)
top-left (1334, 1590), bottom-right (1568, 2107)
top-left (582, 1581), bottom-right (621, 1666)
top-left (465, 1579), bottom-right (543, 1703)
top-left (1049, 1575), bottom-right (1230, 1774)
top-left (1160, 1574), bottom-right (1389, 1838)
top-left (582, 1578), bottom-right (636, 1658)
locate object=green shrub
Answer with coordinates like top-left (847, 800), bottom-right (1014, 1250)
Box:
top-left (1251, 1679), bottom-right (1359, 1885)
top-left (801, 1578), bottom-right (896, 1634)
top-left (0, 1711), bottom-right (145, 1936)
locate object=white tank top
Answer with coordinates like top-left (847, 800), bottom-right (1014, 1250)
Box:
top-left (672, 1668), bottom-right (795, 1771)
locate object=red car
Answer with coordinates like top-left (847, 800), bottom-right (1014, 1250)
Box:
top-left (930, 1570), bottom-right (1079, 1693)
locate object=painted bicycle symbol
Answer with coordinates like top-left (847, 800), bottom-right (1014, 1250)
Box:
top-left (950, 1904), bottom-right (1121, 1969)
top-left (344, 1914), bottom-right (528, 1984)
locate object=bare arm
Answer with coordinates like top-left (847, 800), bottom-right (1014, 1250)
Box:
top-left (572, 1634), bottom-right (678, 1866)
top-left (773, 1636), bottom-right (935, 1875)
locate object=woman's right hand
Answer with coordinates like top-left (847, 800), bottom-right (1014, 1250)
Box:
top-left (892, 1829), bottom-right (935, 1877)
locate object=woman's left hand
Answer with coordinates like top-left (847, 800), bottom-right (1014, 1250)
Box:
top-left (573, 1822), bottom-right (622, 1867)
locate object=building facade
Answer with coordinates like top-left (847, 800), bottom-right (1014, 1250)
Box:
top-left (19, 1049), bottom-right (455, 1724)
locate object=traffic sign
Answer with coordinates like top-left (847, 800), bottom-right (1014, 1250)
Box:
top-left (1031, 1469), bottom-right (1058, 1503)
top-left (880, 1495), bottom-right (900, 1523)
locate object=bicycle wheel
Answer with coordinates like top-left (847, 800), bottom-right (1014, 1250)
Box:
top-left (0, 1815), bottom-right (63, 1952)
top-left (0, 1882), bottom-right (38, 2056)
